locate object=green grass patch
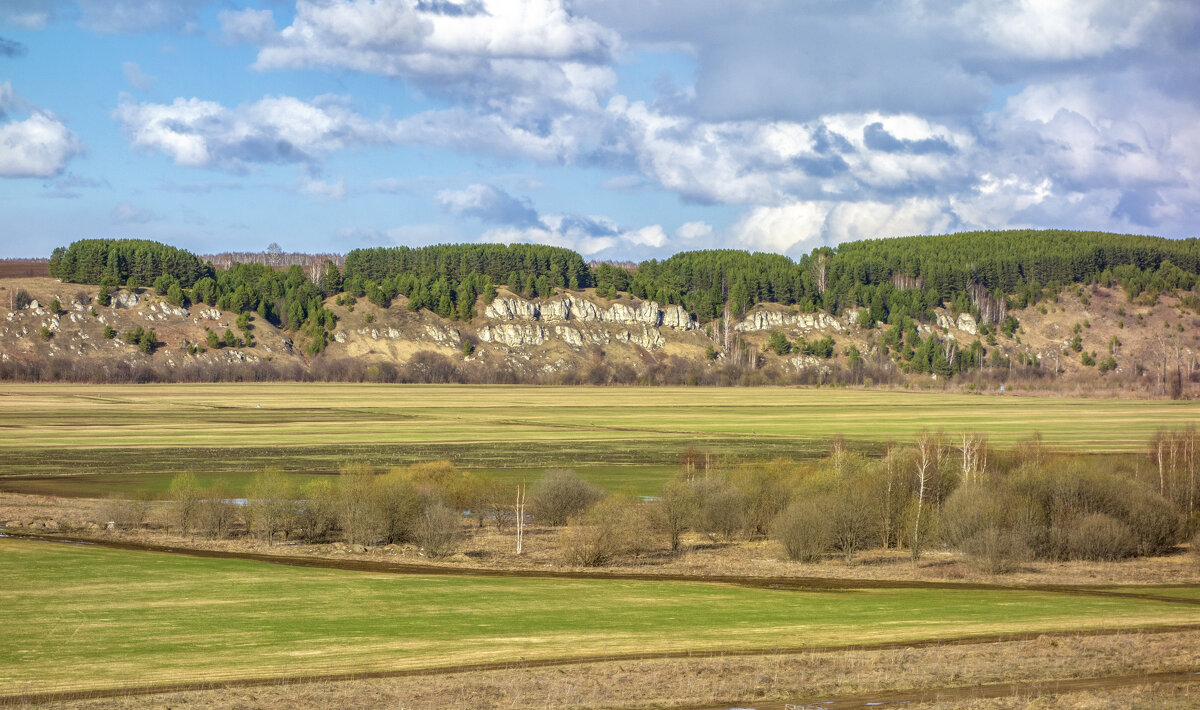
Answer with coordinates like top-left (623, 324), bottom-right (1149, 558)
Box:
top-left (2, 538), bottom-right (1199, 695)
top-left (1, 383), bottom-right (1198, 496)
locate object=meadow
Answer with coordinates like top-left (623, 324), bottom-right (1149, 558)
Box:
top-left (3, 536), bottom-right (1199, 697)
top-left (1, 383), bottom-right (1198, 496)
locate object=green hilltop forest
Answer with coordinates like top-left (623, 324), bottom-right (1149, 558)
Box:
top-left (33, 230), bottom-right (1200, 384)
top-left (49, 230), bottom-right (1200, 332)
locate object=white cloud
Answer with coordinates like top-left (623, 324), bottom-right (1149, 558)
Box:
top-left (436, 183), bottom-right (540, 226)
top-left (676, 221), bottom-right (712, 241)
top-left (0, 82), bottom-right (83, 178)
top-left (731, 197), bottom-right (959, 253)
top-left (219, 8), bottom-right (275, 44)
top-left (113, 94), bottom-right (395, 171)
top-left (298, 176), bottom-right (346, 202)
top-left (952, 0), bottom-right (1172, 61)
top-left (77, 0), bottom-right (210, 34)
top-left (250, 0), bottom-right (620, 112)
top-left (112, 202), bottom-right (156, 224)
top-left (620, 224), bottom-right (666, 248)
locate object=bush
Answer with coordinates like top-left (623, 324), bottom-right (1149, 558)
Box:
top-left (694, 476), bottom-right (747, 541)
top-left (97, 493), bottom-right (149, 530)
top-left (962, 527), bottom-right (1030, 574)
top-left (772, 497), bottom-right (831, 562)
top-left (827, 487), bottom-right (880, 563)
top-left (562, 496), bottom-right (655, 566)
top-left (103, 325), bottom-right (116, 339)
top-left (1067, 513), bottom-right (1137, 561)
top-left (414, 500), bottom-right (461, 558)
top-left (1125, 492), bottom-right (1184, 556)
top-left (295, 479), bottom-right (338, 542)
top-left (245, 467), bottom-right (294, 544)
top-left (13, 288), bottom-right (31, 309)
top-left (168, 472), bottom-right (202, 537)
top-left (530, 469), bottom-right (605, 526)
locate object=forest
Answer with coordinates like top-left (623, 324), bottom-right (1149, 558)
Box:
top-left (39, 230), bottom-right (1200, 369)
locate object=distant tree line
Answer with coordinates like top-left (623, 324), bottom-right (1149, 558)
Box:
top-left (49, 232), bottom-right (1200, 327)
top-left (39, 232), bottom-right (1200, 371)
top-left (106, 429), bottom-right (1197, 575)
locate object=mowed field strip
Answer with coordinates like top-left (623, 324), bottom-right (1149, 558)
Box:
top-left (1, 384), bottom-right (1198, 493)
top-left (3, 537), bottom-right (1200, 696)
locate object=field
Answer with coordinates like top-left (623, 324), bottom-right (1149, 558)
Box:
top-left (3, 536), bottom-right (1200, 698)
top-left (2, 383), bottom-right (1198, 497)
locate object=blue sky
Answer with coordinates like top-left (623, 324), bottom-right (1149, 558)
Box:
top-left (0, 0), bottom-right (1197, 259)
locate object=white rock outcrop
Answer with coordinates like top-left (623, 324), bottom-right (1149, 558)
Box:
top-left (485, 297), bottom-right (539, 321)
top-left (735, 308), bottom-right (844, 333)
top-left (479, 324), bottom-right (548, 347)
top-left (935, 312), bottom-right (979, 336)
top-left (113, 293), bottom-right (138, 308)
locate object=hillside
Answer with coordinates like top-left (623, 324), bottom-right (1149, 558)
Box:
top-left (2, 272), bottom-right (1196, 395)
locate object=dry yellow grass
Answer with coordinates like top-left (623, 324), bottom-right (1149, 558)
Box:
top-left (21, 630), bottom-right (1200, 710)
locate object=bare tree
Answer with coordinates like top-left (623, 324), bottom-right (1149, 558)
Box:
top-left (246, 467), bottom-right (294, 544)
top-left (515, 481), bottom-right (526, 555)
top-left (168, 473), bottom-right (202, 538)
top-left (657, 479), bottom-right (698, 552)
top-left (1150, 428), bottom-right (1167, 496)
top-left (337, 462), bottom-right (380, 546)
top-left (911, 431), bottom-right (938, 563)
top-left (200, 479), bottom-right (237, 539)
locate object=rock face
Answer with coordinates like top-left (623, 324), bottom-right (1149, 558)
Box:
top-left (477, 294), bottom-right (695, 349)
top-left (936, 312), bottom-right (979, 336)
top-left (479, 323), bottom-right (548, 347)
top-left (735, 308), bottom-right (844, 333)
top-left (113, 293), bottom-right (139, 308)
top-left (485, 297), bottom-right (539, 321)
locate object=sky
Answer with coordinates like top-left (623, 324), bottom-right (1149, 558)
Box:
top-left (0, 0), bottom-right (1197, 260)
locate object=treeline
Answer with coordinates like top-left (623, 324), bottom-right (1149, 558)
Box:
top-left (49, 239), bottom-right (211, 290)
top-left (42, 231), bottom-right (1200, 355)
top-left (0, 350), bottom-right (904, 387)
top-left (102, 430), bottom-right (1198, 574)
top-left (340, 243), bottom-right (591, 319)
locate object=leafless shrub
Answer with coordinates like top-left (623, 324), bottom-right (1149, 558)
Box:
top-left (772, 497), bottom-right (831, 562)
top-left (962, 527), bottom-right (1030, 574)
top-left (530, 469), bottom-right (605, 526)
top-left (1068, 513), bottom-right (1137, 561)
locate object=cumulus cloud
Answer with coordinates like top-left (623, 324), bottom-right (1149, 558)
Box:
top-left (0, 82), bottom-right (83, 178)
top-left (248, 0), bottom-right (620, 113)
top-left (76, 0), bottom-right (212, 34)
top-left (436, 183), bottom-right (540, 226)
top-left (676, 221), bottom-right (712, 241)
top-left (951, 0), bottom-right (1177, 61)
top-left (428, 182), bottom-right (668, 257)
top-left (731, 198), bottom-right (958, 255)
top-left (219, 8), bottom-right (275, 45)
top-left (113, 94), bottom-right (396, 171)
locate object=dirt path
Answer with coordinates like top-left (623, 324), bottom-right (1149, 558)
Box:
top-left (691, 669), bottom-right (1200, 709)
top-left (3, 629), bottom-right (1198, 707)
top-left (5, 531), bottom-right (1199, 606)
